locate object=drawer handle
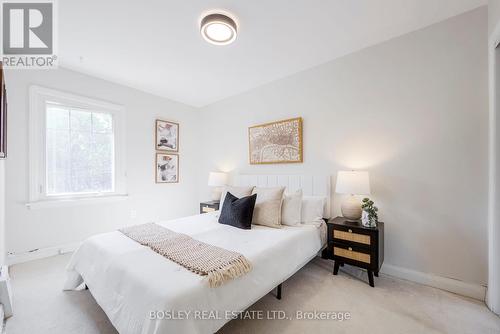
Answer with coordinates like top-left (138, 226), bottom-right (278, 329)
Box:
top-left (348, 229), bottom-right (352, 233)
top-left (348, 247), bottom-right (352, 251)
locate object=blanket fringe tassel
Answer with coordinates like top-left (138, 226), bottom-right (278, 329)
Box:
top-left (207, 256), bottom-right (253, 288)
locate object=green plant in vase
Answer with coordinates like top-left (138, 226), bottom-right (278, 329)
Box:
top-left (361, 198), bottom-right (378, 227)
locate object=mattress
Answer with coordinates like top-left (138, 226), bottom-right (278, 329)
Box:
top-left (64, 212), bottom-right (326, 334)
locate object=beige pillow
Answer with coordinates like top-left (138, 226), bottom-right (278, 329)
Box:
top-left (220, 186), bottom-right (255, 211)
top-left (251, 187), bottom-right (285, 228)
top-left (281, 189), bottom-right (303, 226)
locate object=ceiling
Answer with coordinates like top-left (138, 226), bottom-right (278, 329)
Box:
top-left (59, 0), bottom-right (486, 107)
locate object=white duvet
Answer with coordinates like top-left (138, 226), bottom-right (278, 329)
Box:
top-left (64, 212), bottom-right (326, 334)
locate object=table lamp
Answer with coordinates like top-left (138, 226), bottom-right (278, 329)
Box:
top-left (335, 171), bottom-right (370, 221)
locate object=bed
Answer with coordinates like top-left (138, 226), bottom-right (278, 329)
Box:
top-left (64, 175), bottom-right (330, 334)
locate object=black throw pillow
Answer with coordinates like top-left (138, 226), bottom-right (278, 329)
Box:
top-left (218, 192), bottom-right (257, 230)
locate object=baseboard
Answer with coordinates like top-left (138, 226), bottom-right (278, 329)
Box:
top-left (7, 242), bottom-right (80, 266)
top-left (381, 263), bottom-right (486, 301)
top-left (0, 266), bottom-right (12, 319)
top-left (0, 304), bottom-right (3, 331)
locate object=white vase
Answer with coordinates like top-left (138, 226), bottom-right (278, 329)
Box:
top-left (361, 210), bottom-right (376, 227)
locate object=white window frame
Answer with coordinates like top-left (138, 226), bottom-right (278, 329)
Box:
top-left (28, 86), bottom-right (127, 208)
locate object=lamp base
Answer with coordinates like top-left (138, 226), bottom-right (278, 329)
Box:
top-left (211, 188), bottom-right (222, 201)
top-left (341, 196), bottom-right (362, 221)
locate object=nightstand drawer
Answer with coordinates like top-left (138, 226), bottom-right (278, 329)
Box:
top-left (201, 206), bottom-right (215, 213)
top-left (333, 246), bottom-right (371, 264)
top-left (333, 229), bottom-right (371, 245)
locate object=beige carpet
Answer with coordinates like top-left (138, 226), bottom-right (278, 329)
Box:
top-left (5, 254), bottom-right (500, 334)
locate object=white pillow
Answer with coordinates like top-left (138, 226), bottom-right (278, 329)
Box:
top-left (301, 196), bottom-right (325, 223)
top-left (251, 187), bottom-right (285, 228)
top-left (281, 189), bottom-right (303, 226)
top-left (220, 186), bottom-right (255, 211)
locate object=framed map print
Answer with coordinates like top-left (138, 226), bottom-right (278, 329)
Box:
top-left (156, 153), bottom-right (179, 183)
top-left (156, 119), bottom-right (179, 152)
top-left (248, 117), bottom-right (303, 164)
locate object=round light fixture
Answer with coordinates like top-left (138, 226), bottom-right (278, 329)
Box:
top-left (200, 13), bottom-right (238, 45)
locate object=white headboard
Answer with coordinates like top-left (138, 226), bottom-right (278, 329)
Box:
top-left (233, 174), bottom-right (331, 218)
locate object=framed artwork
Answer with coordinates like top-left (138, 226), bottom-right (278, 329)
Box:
top-left (0, 63), bottom-right (6, 159)
top-left (155, 119), bottom-right (179, 152)
top-left (156, 153), bottom-right (179, 183)
top-left (248, 117), bottom-right (303, 164)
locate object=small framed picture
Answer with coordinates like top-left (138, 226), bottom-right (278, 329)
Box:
top-left (156, 119), bottom-right (179, 152)
top-left (156, 153), bottom-right (179, 183)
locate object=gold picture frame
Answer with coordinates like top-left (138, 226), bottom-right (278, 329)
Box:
top-left (248, 117), bottom-right (303, 164)
top-left (155, 153), bottom-right (179, 183)
top-left (155, 119), bottom-right (179, 152)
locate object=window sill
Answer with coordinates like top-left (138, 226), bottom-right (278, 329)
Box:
top-left (26, 194), bottom-right (129, 210)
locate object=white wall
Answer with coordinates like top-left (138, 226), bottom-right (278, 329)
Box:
top-left (197, 8), bottom-right (488, 286)
top-left (4, 68), bottom-right (200, 255)
top-left (490, 0), bottom-right (500, 35)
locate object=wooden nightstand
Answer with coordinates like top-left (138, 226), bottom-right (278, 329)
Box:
top-left (200, 200), bottom-right (220, 214)
top-left (326, 217), bottom-right (384, 287)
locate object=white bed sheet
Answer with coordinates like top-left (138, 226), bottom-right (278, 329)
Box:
top-left (64, 212), bottom-right (326, 334)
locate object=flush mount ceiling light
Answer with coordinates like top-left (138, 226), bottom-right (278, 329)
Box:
top-left (200, 12), bottom-right (238, 45)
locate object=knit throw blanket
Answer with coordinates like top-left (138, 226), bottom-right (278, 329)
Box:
top-left (119, 223), bottom-right (252, 287)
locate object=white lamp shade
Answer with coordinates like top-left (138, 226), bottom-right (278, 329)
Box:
top-left (208, 172), bottom-right (228, 187)
top-left (335, 171), bottom-right (370, 195)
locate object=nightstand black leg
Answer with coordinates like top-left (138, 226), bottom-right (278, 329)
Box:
top-left (277, 284), bottom-right (282, 300)
top-left (333, 261), bottom-right (340, 275)
top-left (374, 271), bottom-right (379, 277)
top-left (368, 270), bottom-right (374, 287)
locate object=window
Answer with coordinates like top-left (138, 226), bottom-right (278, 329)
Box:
top-left (29, 86), bottom-right (126, 205)
top-left (46, 104), bottom-right (115, 195)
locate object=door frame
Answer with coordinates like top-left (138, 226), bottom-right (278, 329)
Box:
top-left (487, 21), bottom-right (500, 315)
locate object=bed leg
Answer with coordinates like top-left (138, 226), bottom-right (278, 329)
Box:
top-left (277, 283), bottom-right (282, 300)
top-left (84, 284), bottom-right (88, 290)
